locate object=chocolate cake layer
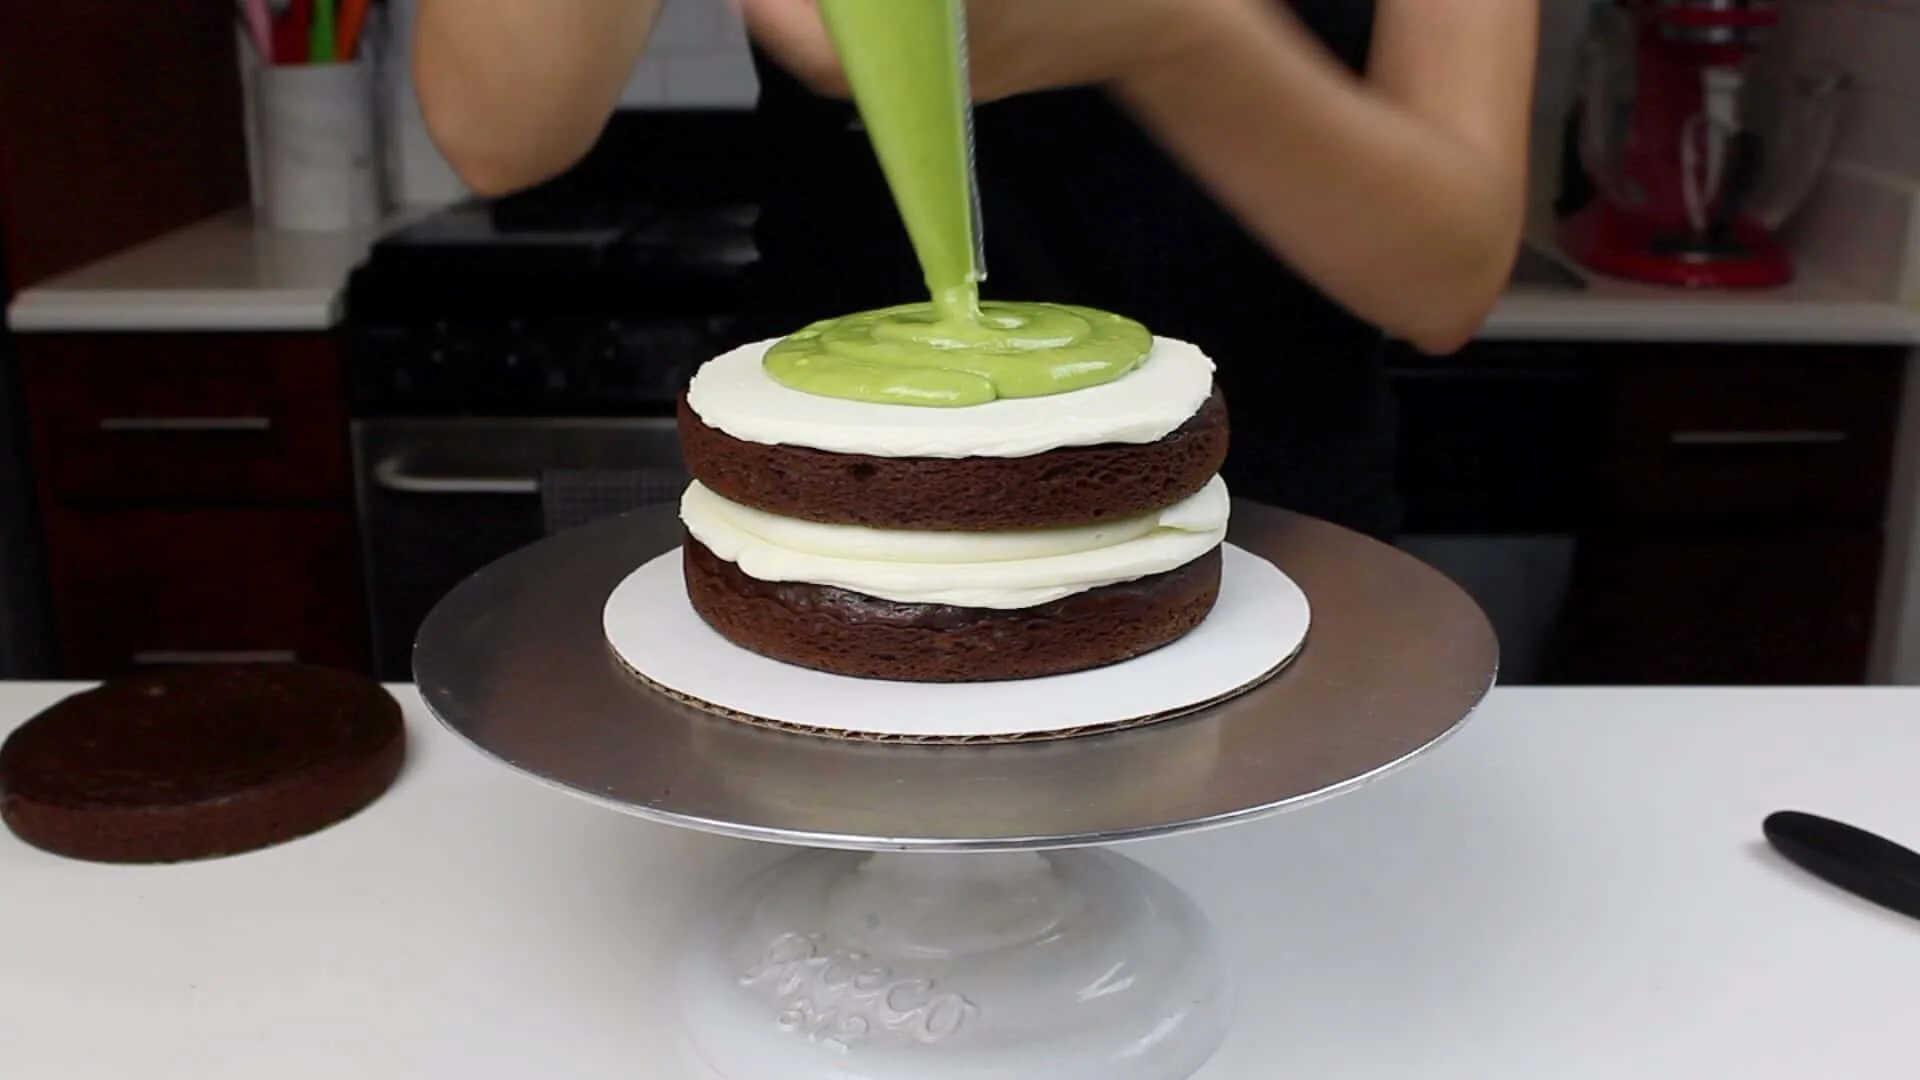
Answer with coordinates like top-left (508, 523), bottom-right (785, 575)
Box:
top-left (679, 387), bottom-right (1229, 531)
top-left (0, 664), bottom-right (405, 864)
top-left (683, 537), bottom-right (1223, 682)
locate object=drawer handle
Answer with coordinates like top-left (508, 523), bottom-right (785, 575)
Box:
top-left (1669, 430), bottom-right (1850, 447)
top-left (373, 455), bottom-right (541, 496)
top-left (132, 650), bottom-right (299, 666)
top-left (98, 417), bottom-right (274, 433)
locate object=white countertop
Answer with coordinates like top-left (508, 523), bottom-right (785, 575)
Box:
top-left (3, 208), bottom-right (427, 334)
top-left (1486, 272), bottom-right (1920, 344)
top-left (9, 207), bottom-right (1920, 344)
top-left (1469, 213), bottom-right (1920, 344)
top-left (1, 682), bottom-right (1916, 1077)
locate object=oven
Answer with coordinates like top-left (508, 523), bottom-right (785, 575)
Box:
top-left (1389, 341), bottom-right (1598, 685)
top-left (352, 418), bottom-right (688, 681)
top-left (340, 156), bottom-right (761, 681)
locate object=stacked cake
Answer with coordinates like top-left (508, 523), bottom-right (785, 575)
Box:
top-left (676, 334), bottom-right (1232, 682)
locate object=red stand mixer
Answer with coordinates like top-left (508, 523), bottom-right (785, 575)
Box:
top-left (1558, 0), bottom-right (1845, 289)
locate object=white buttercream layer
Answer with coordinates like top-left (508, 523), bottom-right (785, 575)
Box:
top-left (685, 336), bottom-right (1216, 459)
top-left (681, 477), bottom-right (1231, 609)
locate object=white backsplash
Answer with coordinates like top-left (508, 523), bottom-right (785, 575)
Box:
top-left (1536, 0), bottom-right (1600, 128)
top-left (1775, 0), bottom-right (1920, 301)
top-left (382, 0), bottom-right (471, 208)
top-left (621, 0), bottom-right (760, 108)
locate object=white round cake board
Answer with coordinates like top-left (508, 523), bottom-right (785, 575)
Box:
top-left (603, 543), bottom-right (1310, 741)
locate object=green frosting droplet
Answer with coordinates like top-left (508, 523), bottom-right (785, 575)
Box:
top-left (765, 301), bottom-right (1154, 407)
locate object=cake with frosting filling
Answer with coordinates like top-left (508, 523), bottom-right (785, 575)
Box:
top-left (675, 333), bottom-right (1231, 683)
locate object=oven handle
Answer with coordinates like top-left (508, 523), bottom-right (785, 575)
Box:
top-left (99, 416), bottom-right (274, 433)
top-left (1668, 429), bottom-right (1850, 447)
top-left (373, 455), bottom-right (542, 496)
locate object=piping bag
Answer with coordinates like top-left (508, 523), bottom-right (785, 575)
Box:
top-left (773, 0), bottom-right (1153, 407)
top-left (816, 0), bottom-right (986, 324)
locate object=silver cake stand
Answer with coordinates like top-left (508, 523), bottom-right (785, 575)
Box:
top-left (415, 503), bottom-right (1498, 1080)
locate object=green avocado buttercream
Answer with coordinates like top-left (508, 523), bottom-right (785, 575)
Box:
top-left (765, 301), bottom-right (1152, 408)
top-left (766, 0), bottom-right (1151, 407)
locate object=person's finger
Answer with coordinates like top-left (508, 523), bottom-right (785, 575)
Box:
top-left (739, 0), bottom-right (849, 97)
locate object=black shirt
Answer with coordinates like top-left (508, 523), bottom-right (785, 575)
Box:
top-left (743, 0), bottom-right (1396, 538)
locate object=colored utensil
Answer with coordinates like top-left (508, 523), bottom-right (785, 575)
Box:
top-left (238, 0), bottom-right (274, 61)
top-left (275, 0), bottom-right (313, 64)
top-left (311, 0), bottom-right (337, 67)
top-left (337, 0), bottom-right (373, 61)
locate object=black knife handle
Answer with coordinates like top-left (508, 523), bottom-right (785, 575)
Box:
top-left (1763, 810), bottom-right (1920, 923)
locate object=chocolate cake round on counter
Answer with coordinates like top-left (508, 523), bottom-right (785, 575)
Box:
top-left (675, 336), bottom-right (1232, 683)
top-left (0, 665), bottom-right (405, 863)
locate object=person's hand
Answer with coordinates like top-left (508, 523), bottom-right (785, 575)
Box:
top-left (740, 0), bottom-right (1229, 103)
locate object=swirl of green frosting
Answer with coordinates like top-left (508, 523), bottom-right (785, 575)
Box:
top-left (764, 299), bottom-right (1154, 408)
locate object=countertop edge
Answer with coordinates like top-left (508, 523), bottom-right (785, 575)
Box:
top-left (8, 291), bottom-right (343, 334)
top-left (6, 203), bottom-right (1920, 345)
top-left (1478, 300), bottom-right (1920, 345)
top-left (15, 292), bottom-right (1920, 344)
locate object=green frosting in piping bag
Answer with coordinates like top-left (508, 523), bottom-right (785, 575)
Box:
top-left (764, 0), bottom-right (1152, 407)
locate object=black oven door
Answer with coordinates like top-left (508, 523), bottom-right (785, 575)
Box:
top-left (352, 417), bottom-right (686, 681)
top-left (1390, 342), bottom-right (1597, 684)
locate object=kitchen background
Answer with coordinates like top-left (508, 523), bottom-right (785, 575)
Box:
top-left (4, 0), bottom-right (1920, 687)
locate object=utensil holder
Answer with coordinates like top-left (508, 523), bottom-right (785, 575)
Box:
top-left (255, 61), bottom-right (382, 233)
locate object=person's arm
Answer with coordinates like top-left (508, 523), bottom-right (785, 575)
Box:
top-left (414, 0), bottom-right (663, 195)
top-left (1116, 1), bottom-right (1537, 354)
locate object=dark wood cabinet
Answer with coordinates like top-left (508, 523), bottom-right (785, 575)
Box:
top-left (1587, 345), bottom-right (1902, 525)
top-left (1554, 344), bottom-right (1905, 685)
top-left (1557, 528), bottom-right (1883, 684)
top-left (0, 0), bottom-right (257, 677)
top-left (0, 0), bottom-right (248, 290)
top-left (40, 505), bottom-right (367, 675)
top-left (17, 332), bottom-right (369, 677)
top-left (23, 334), bottom-right (352, 502)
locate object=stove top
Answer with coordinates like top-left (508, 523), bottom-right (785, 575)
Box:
top-left (344, 195), bottom-right (762, 417)
top-left (341, 110), bottom-right (773, 417)
top-left (350, 195), bottom-right (761, 317)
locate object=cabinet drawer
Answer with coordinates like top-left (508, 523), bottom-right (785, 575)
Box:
top-left (1555, 527), bottom-right (1881, 685)
top-left (41, 506), bottom-right (368, 677)
top-left (1591, 346), bottom-right (1903, 523)
top-left (18, 333), bottom-right (351, 501)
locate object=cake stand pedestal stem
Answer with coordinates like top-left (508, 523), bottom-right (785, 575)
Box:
top-left (680, 846), bottom-right (1236, 1080)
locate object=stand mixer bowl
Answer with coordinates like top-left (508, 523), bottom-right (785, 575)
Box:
top-left (1557, 0), bottom-right (1846, 288)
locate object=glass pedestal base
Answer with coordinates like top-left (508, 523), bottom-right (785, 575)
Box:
top-left (682, 848), bottom-right (1232, 1080)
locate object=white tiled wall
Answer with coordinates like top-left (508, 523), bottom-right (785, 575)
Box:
top-left (1535, 0), bottom-right (1598, 129)
top-left (621, 0), bottom-right (760, 108)
top-left (1770, 0), bottom-right (1920, 300)
top-left (1784, 1), bottom-right (1920, 173)
top-left (384, 0), bottom-right (472, 206)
